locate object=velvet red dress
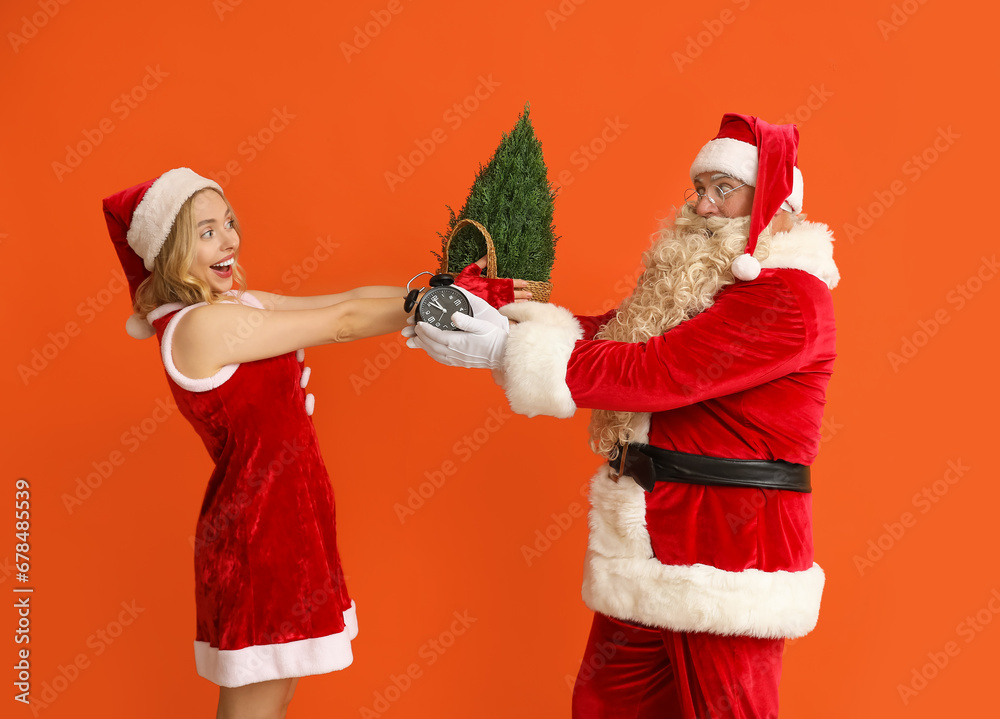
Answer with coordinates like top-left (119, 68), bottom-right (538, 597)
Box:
top-left (147, 291), bottom-right (356, 688)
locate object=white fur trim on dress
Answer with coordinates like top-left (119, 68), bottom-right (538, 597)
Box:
top-left (194, 601), bottom-right (358, 688)
top-left (497, 302), bottom-right (584, 418)
top-left (156, 291), bottom-right (267, 393)
top-left (127, 168), bottom-right (223, 270)
top-left (581, 465), bottom-right (825, 639)
top-left (761, 220), bottom-right (840, 290)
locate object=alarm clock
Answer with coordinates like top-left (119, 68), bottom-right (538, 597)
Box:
top-left (414, 274), bottom-right (473, 331)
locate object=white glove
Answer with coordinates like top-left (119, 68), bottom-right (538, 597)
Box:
top-left (405, 287), bottom-right (510, 369)
top-left (411, 312), bottom-right (509, 369)
top-left (401, 313), bottom-right (417, 339)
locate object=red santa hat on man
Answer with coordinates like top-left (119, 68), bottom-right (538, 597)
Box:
top-left (689, 113), bottom-right (803, 281)
top-left (102, 167), bottom-right (223, 339)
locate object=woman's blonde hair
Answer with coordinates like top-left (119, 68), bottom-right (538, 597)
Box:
top-left (588, 204), bottom-right (786, 458)
top-left (133, 188), bottom-right (247, 317)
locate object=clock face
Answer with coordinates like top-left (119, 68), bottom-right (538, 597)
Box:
top-left (416, 286), bottom-right (473, 331)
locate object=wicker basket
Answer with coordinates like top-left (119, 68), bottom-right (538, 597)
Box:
top-left (440, 218), bottom-right (553, 303)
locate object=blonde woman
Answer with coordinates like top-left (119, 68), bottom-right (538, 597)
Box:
top-left (103, 168), bottom-right (523, 718)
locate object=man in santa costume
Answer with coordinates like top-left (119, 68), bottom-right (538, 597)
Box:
top-left (409, 113), bottom-right (839, 717)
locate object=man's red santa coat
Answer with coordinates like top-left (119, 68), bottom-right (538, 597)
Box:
top-left (496, 221), bottom-right (839, 639)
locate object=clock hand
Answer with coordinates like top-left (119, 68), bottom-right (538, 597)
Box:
top-left (430, 299), bottom-right (447, 312)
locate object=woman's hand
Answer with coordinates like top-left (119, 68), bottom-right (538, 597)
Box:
top-left (471, 256), bottom-right (533, 302)
top-left (452, 256), bottom-right (533, 308)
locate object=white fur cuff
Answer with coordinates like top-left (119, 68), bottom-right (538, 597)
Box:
top-left (497, 302), bottom-right (584, 418)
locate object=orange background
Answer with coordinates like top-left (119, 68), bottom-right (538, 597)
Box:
top-left (3, 0), bottom-right (998, 716)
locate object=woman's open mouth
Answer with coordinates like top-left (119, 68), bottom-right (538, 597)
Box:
top-left (211, 257), bottom-right (235, 278)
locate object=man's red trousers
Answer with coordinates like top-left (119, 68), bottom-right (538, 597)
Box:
top-left (571, 613), bottom-right (784, 718)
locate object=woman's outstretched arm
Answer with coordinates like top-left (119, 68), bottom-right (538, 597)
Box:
top-left (172, 296), bottom-right (414, 379)
top-left (246, 286), bottom-right (406, 311)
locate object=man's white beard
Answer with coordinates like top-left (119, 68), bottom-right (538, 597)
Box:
top-left (589, 205), bottom-right (769, 457)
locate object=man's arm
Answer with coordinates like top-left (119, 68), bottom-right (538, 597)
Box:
top-left (499, 273), bottom-right (826, 418)
top-left (574, 308), bottom-right (618, 340)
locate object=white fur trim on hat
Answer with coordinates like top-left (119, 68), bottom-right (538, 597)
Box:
top-left (781, 166), bottom-right (804, 213)
top-left (497, 302), bottom-right (583, 418)
top-left (691, 141), bottom-right (804, 213)
top-left (127, 167), bottom-right (223, 270)
top-left (732, 253), bottom-right (762, 281)
top-left (690, 137), bottom-right (759, 186)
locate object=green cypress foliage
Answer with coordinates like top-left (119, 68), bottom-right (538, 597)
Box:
top-left (436, 103), bottom-right (558, 281)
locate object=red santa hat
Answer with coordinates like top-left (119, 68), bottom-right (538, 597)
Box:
top-left (102, 167), bottom-right (223, 339)
top-left (689, 113), bottom-right (802, 281)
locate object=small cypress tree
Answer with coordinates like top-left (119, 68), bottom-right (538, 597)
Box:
top-left (435, 103), bottom-right (558, 281)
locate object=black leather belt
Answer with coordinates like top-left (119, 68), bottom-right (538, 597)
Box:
top-left (608, 443), bottom-right (811, 494)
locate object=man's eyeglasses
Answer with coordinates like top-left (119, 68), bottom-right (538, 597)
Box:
top-left (684, 182), bottom-right (747, 208)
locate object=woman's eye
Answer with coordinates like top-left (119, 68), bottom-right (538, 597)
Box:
top-left (201, 229), bottom-right (213, 239)
top-left (226, 219), bottom-right (234, 229)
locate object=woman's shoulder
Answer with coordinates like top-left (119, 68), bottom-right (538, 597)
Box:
top-left (155, 292), bottom-right (267, 391)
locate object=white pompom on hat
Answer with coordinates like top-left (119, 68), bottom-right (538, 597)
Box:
top-left (102, 168), bottom-right (223, 338)
top-left (690, 114), bottom-right (803, 281)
